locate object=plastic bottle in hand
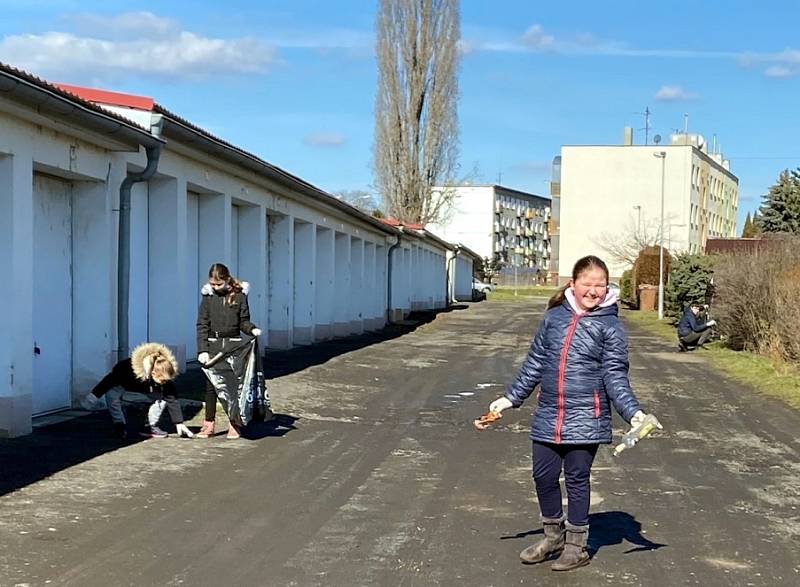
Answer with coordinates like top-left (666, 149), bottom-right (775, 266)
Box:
top-left (613, 414), bottom-right (663, 456)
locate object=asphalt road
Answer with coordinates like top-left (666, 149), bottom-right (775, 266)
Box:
top-left (1, 300), bottom-right (799, 586)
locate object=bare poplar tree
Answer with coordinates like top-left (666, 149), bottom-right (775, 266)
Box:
top-left (374, 0), bottom-right (460, 225)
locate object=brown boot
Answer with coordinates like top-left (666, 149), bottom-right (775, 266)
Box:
top-left (551, 523), bottom-right (590, 571)
top-left (196, 420), bottom-right (215, 438)
top-left (519, 516), bottom-right (565, 564)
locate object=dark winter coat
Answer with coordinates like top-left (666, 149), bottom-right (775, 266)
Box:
top-left (677, 307), bottom-right (709, 338)
top-left (91, 342), bottom-right (183, 423)
top-left (504, 299), bottom-right (641, 444)
top-left (196, 282), bottom-right (257, 353)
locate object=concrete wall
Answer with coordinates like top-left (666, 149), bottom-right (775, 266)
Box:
top-left (0, 96), bottom-right (459, 437)
top-left (0, 110), bottom-right (127, 437)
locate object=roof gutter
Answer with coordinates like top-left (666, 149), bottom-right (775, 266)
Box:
top-left (0, 67), bottom-right (163, 149)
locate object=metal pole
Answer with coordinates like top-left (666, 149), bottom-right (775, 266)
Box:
top-left (658, 158), bottom-right (665, 320)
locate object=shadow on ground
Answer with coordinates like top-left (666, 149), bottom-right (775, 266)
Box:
top-left (0, 307), bottom-right (466, 497)
top-left (501, 510), bottom-right (666, 557)
top-left (263, 306), bottom-right (470, 380)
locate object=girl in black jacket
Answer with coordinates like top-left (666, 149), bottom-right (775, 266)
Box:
top-left (80, 342), bottom-right (192, 439)
top-left (196, 263), bottom-right (260, 438)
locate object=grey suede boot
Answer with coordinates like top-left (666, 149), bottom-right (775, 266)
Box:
top-left (519, 516), bottom-right (565, 564)
top-left (551, 523), bottom-right (590, 571)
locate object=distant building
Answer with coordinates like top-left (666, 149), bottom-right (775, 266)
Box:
top-left (554, 130), bottom-right (739, 281)
top-left (429, 185), bottom-right (551, 276)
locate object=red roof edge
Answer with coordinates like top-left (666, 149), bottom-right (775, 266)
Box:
top-left (381, 218), bottom-right (426, 231)
top-left (55, 83), bottom-right (154, 111)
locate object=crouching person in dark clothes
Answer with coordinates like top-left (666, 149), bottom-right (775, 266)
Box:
top-left (79, 342), bottom-right (193, 439)
top-left (677, 303), bottom-right (716, 351)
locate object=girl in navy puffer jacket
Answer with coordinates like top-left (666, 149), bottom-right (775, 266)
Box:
top-left (486, 255), bottom-right (658, 571)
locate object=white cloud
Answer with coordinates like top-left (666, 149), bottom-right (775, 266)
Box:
top-left (303, 132), bottom-right (346, 147)
top-left (764, 65), bottom-right (795, 78)
top-left (0, 12), bottom-right (276, 81)
top-left (521, 25), bottom-right (555, 50)
top-left (654, 85), bottom-right (699, 102)
top-left (465, 23), bottom-right (738, 60)
top-left (62, 11), bottom-right (178, 40)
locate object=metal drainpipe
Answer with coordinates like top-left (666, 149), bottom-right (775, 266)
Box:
top-left (117, 119), bottom-right (163, 359)
top-left (446, 245), bottom-right (461, 305)
top-left (386, 233), bottom-right (402, 323)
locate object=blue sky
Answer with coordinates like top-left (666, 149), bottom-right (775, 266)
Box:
top-left (2, 1), bottom-right (800, 230)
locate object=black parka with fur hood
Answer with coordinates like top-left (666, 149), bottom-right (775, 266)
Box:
top-left (196, 281), bottom-right (257, 353)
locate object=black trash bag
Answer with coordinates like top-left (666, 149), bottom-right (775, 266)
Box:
top-left (201, 337), bottom-right (271, 426)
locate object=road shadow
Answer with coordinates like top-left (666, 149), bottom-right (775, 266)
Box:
top-left (263, 306), bottom-right (469, 380)
top-left (500, 510), bottom-right (666, 557)
top-left (0, 407), bottom-right (150, 498)
top-left (241, 413), bottom-right (299, 440)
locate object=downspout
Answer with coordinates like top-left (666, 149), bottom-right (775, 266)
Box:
top-left (117, 115), bottom-right (163, 359)
top-left (446, 245), bottom-right (461, 305)
top-left (386, 233), bottom-right (402, 323)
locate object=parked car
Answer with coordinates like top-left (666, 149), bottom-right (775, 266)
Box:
top-left (472, 278), bottom-right (494, 294)
top-left (608, 281), bottom-right (621, 299)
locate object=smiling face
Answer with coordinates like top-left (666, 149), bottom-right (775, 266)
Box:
top-left (570, 267), bottom-right (609, 312)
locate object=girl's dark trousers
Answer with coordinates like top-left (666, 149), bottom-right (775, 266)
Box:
top-left (532, 441), bottom-right (599, 526)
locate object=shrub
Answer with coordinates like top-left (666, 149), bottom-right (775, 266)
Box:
top-left (620, 269), bottom-right (633, 304)
top-left (665, 254), bottom-right (714, 322)
top-left (632, 246), bottom-right (671, 307)
top-left (713, 236), bottom-right (800, 362)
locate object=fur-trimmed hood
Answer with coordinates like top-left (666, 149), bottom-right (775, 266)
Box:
top-left (201, 281), bottom-right (250, 296)
top-left (131, 342), bottom-right (179, 382)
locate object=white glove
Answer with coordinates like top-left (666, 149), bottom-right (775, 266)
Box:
top-left (630, 410), bottom-right (647, 428)
top-left (706, 319), bottom-right (716, 327)
top-left (251, 328), bottom-right (262, 337)
top-left (175, 423), bottom-right (194, 438)
top-left (489, 397), bottom-right (514, 414)
top-left (197, 352), bottom-right (210, 365)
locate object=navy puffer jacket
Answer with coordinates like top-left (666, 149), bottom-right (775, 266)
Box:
top-left (505, 300), bottom-right (640, 444)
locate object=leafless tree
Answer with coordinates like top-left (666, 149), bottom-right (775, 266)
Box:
top-left (333, 189), bottom-right (383, 214)
top-left (374, 0), bottom-right (460, 225)
top-left (592, 214), bottom-right (679, 267)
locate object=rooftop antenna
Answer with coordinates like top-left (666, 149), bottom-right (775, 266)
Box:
top-left (684, 113), bottom-right (689, 133)
top-left (712, 133), bottom-right (717, 154)
top-left (636, 106), bottom-right (652, 145)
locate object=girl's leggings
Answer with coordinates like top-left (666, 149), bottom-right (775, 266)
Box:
top-left (532, 441), bottom-right (599, 526)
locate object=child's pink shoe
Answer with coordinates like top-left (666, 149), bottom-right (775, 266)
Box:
top-left (196, 421), bottom-right (215, 438)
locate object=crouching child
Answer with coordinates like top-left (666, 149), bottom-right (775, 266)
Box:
top-left (80, 342), bottom-right (193, 439)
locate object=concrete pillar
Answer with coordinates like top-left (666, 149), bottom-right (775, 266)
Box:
top-left (0, 150), bottom-right (33, 437)
top-left (333, 232), bottom-right (351, 337)
top-left (147, 176), bottom-right (189, 367)
top-left (292, 221), bottom-right (315, 345)
top-left (237, 204), bottom-right (267, 344)
top-left (349, 237), bottom-right (364, 334)
top-left (376, 245), bottom-right (387, 327)
top-left (267, 214), bottom-right (294, 349)
top-left (314, 227), bottom-right (335, 340)
top-left (402, 247), bottom-right (412, 317)
top-left (363, 242), bottom-right (376, 330)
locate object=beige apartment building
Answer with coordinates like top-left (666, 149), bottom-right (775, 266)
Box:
top-left (553, 131), bottom-right (739, 281)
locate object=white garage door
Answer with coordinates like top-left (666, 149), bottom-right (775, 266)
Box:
top-left (32, 174), bottom-right (72, 415)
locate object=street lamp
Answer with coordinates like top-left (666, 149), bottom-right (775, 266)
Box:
top-left (653, 151), bottom-right (667, 320)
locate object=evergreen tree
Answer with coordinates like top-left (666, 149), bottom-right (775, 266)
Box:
top-left (755, 169), bottom-right (800, 234)
top-left (741, 212), bottom-right (753, 237)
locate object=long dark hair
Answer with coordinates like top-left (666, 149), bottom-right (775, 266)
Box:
top-left (547, 255), bottom-right (610, 309)
top-left (208, 263), bottom-right (244, 305)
